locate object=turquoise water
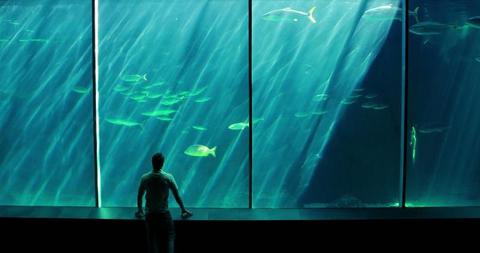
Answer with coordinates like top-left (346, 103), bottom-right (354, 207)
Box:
top-left (98, 0), bottom-right (249, 207)
top-left (407, 0), bottom-right (480, 207)
top-left (0, 0), bottom-right (94, 206)
top-left (1, 0), bottom-right (479, 209)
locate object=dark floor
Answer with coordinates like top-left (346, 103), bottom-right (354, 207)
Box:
top-left (1, 207), bottom-right (479, 252)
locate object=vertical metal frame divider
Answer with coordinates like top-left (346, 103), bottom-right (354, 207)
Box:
top-left (92, 0), bottom-right (101, 208)
top-left (248, 0), bottom-right (253, 209)
top-left (401, 0), bottom-right (409, 208)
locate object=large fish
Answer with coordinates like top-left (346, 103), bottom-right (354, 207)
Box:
top-left (184, 145), bottom-right (216, 157)
top-left (363, 4), bottom-right (420, 23)
top-left (409, 22), bottom-right (456, 35)
top-left (263, 6), bottom-right (317, 24)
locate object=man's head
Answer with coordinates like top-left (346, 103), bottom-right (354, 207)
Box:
top-left (152, 153), bottom-right (165, 172)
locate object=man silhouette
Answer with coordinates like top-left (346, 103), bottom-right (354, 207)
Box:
top-left (136, 152), bottom-right (192, 253)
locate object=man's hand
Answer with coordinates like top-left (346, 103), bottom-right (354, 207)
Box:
top-left (181, 209), bottom-right (193, 219)
top-left (135, 210), bottom-right (145, 219)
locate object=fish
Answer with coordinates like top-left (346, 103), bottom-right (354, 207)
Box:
top-left (184, 145), bottom-right (216, 157)
top-left (263, 6), bottom-right (317, 24)
top-left (410, 126), bottom-right (417, 163)
top-left (19, 38), bottom-right (49, 43)
top-left (228, 122), bottom-right (249, 130)
top-left (363, 4), bottom-right (403, 21)
top-left (160, 98), bottom-right (182, 106)
top-left (143, 81), bottom-right (165, 89)
top-left (72, 86), bottom-right (91, 94)
top-left (340, 98), bottom-right (356, 105)
top-left (192, 126), bottom-right (208, 131)
top-left (363, 5), bottom-right (419, 23)
top-left (467, 16), bottom-right (480, 29)
top-left (252, 118), bottom-right (264, 124)
top-left (194, 97), bottom-right (212, 103)
top-left (120, 74), bottom-right (147, 83)
top-left (156, 116), bottom-right (173, 121)
top-left (418, 126), bottom-right (450, 134)
top-left (130, 94), bottom-right (147, 101)
top-left (361, 102), bottom-right (377, 109)
top-left (365, 94), bottom-right (378, 99)
top-left (106, 118), bottom-right (143, 129)
top-left (294, 112), bottom-right (311, 118)
top-left (147, 93), bottom-right (163, 99)
top-left (372, 104), bottom-right (389, 110)
top-left (348, 94), bottom-right (363, 99)
top-left (311, 111), bottom-right (328, 116)
top-left (409, 22), bottom-right (456, 36)
top-left (313, 94), bottom-right (328, 101)
top-left (121, 91), bottom-right (136, 96)
top-left (114, 85), bottom-right (130, 92)
top-left (188, 86), bottom-right (208, 97)
top-left (141, 109), bottom-right (176, 117)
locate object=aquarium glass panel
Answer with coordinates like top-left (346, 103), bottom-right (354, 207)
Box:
top-left (98, 0), bottom-right (249, 207)
top-left (0, 0), bottom-right (95, 206)
top-left (252, 0), bottom-right (404, 208)
top-left (406, 0), bottom-right (480, 207)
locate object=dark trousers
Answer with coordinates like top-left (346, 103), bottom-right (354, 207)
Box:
top-left (145, 211), bottom-right (175, 253)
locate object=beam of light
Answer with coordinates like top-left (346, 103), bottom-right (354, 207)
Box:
top-left (253, 0), bottom-right (401, 207)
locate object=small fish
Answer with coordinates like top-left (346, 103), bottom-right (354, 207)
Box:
top-left (19, 38), bottom-right (49, 43)
top-left (156, 116), bottom-right (173, 121)
top-left (340, 98), bottom-right (356, 105)
top-left (121, 91), bottom-right (136, 96)
top-left (114, 85), bottom-right (130, 92)
top-left (106, 118), bottom-right (143, 129)
top-left (348, 94), bottom-right (363, 99)
top-left (142, 109), bottom-right (176, 117)
top-left (365, 94), bottom-right (378, 99)
top-left (130, 94), bottom-right (147, 101)
top-left (313, 94), bottom-right (328, 101)
top-left (263, 6), bottom-right (317, 24)
top-left (143, 81), bottom-right (165, 89)
top-left (120, 74), bottom-right (147, 83)
top-left (194, 97), bottom-right (212, 103)
top-left (372, 105), bottom-right (389, 110)
top-left (147, 93), bottom-right (163, 99)
top-left (160, 98), bottom-right (182, 106)
top-left (188, 86), bottom-right (208, 97)
top-left (411, 126), bottom-right (417, 163)
top-left (72, 86), bottom-right (91, 94)
top-left (418, 126), bottom-right (450, 134)
top-left (192, 126), bottom-right (208, 131)
top-left (184, 144), bottom-right (216, 157)
top-left (311, 111), bottom-right (328, 116)
top-left (361, 102), bottom-right (377, 109)
top-left (228, 122), bottom-right (249, 130)
top-left (294, 112), bottom-right (311, 118)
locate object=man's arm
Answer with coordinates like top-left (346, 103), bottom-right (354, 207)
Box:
top-left (136, 178), bottom-right (145, 217)
top-left (169, 176), bottom-right (186, 211)
top-left (169, 176), bottom-right (192, 218)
